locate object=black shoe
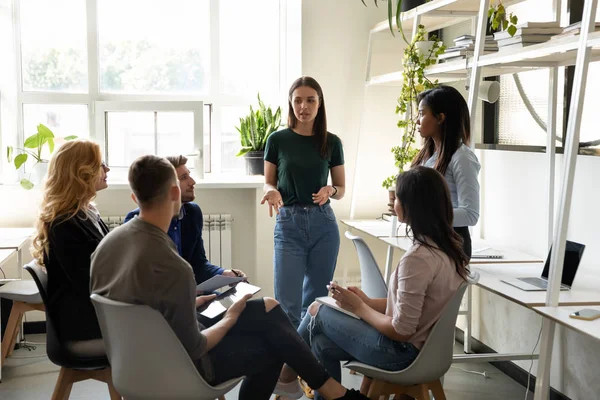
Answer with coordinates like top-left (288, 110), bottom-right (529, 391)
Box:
top-left (336, 388), bottom-right (369, 400)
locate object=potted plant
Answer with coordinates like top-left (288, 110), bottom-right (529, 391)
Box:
top-left (6, 124), bottom-right (77, 190)
top-left (380, 25), bottom-right (444, 213)
top-left (235, 94), bottom-right (282, 176)
top-left (488, 1), bottom-right (519, 37)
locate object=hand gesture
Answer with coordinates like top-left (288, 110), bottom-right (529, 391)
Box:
top-left (222, 269), bottom-right (247, 278)
top-left (224, 293), bottom-right (253, 321)
top-left (261, 189), bottom-right (284, 217)
top-left (330, 282), bottom-right (365, 314)
top-left (195, 294), bottom-right (217, 308)
top-left (312, 186), bottom-right (333, 206)
top-left (347, 286), bottom-right (371, 304)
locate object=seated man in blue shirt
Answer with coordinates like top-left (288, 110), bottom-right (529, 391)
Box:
top-left (124, 155), bottom-right (245, 284)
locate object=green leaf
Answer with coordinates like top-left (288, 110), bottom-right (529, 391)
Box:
top-left (23, 133), bottom-right (43, 149)
top-left (64, 135), bottom-right (78, 141)
top-left (14, 153), bottom-right (28, 169)
top-left (20, 179), bottom-right (34, 190)
top-left (361, 0), bottom-right (367, 6)
top-left (236, 147), bottom-right (253, 157)
top-left (387, 0), bottom-right (395, 37)
top-left (502, 20), bottom-right (509, 30)
top-left (507, 24), bottom-right (517, 37)
top-left (7, 146), bottom-right (13, 163)
top-left (37, 123), bottom-right (55, 139)
top-left (510, 14), bottom-right (518, 25)
top-left (47, 137), bottom-right (55, 154)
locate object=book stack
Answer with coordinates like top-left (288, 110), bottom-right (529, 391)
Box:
top-left (438, 35), bottom-right (497, 62)
top-left (551, 21), bottom-right (600, 40)
top-left (494, 22), bottom-right (562, 50)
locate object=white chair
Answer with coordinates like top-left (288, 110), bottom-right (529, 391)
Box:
top-left (0, 279), bottom-right (45, 366)
top-left (344, 231), bottom-right (388, 298)
top-left (344, 283), bottom-right (469, 400)
top-left (91, 294), bottom-right (243, 400)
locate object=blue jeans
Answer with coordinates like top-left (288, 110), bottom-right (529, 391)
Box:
top-left (298, 306), bottom-right (420, 400)
top-left (274, 203), bottom-right (340, 328)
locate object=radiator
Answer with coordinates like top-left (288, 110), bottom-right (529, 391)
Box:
top-left (104, 214), bottom-right (233, 270)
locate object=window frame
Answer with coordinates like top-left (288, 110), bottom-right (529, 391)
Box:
top-left (5, 0), bottom-right (298, 182)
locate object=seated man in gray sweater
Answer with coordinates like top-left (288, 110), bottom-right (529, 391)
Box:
top-left (90, 155), bottom-right (368, 400)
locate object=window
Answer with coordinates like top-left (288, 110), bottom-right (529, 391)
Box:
top-left (2, 0), bottom-right (299, 181)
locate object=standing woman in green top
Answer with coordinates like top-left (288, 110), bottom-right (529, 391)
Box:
top-left (262, 76), bottom-right (345, 328)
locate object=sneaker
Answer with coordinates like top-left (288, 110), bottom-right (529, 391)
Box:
top-left (299, 377), bottom-right (315, 399)
top-left (273, 378), bottom-right (303, 400)
top-left (336, 388), bottom-right (370, 400)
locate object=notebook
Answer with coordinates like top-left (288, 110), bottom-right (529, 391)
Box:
top-left (316, 296), bottom-right (360, 319)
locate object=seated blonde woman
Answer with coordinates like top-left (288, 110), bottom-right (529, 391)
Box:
top-left (31, 139), bottom-right (110, 354)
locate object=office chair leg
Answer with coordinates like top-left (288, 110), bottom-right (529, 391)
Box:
top-left (366, 379), bottom-right (385, 399)
top-left (51, 367), bottom-right (75, 400)
top-left (428, 380), bottom-right (446, 400)
top-left (217, 397), bottom-right (225, 400)
top-left (1, 302), bottom-right (25, 365)
top-left (417, 385), bottom-right (430, 400)
top-left (359, 376), bottom-right (372, 394)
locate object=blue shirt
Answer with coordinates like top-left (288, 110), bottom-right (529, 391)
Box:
top-left (168, 206), bottom-right (186, 255)
top-left (423, 144), bottom-right (481, 227)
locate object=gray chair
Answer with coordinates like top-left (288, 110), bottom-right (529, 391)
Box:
top-left (345, 231), bottom-right (388, 298)
top-left (24, 262), bottom-right (120, 400)
top-left (91, 294), bottom-right (243, 400)
top-left (344, 283), bottom-right (469, 400)
top-left (0, 280), bottom-right (45, 366)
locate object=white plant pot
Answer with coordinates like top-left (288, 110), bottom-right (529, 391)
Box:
top-left (29, 161), bottom-right (49, 186)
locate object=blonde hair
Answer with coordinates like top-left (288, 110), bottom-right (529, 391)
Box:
top-left (31, 139), bottom-right (103, 266)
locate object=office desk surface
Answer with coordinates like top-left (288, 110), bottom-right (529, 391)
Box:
top-left (380, 237), bottom-right (543, 265)
top-left (341, 219), bottom-right (407, 238)
top-left (0, 249), bottom-right (15, 270)
top-left (472, 264), bottom-right (600, 308)
top-left (0, 227), bottom-right (35, 249)
top-left (533, 306), bottom-right (600, 342)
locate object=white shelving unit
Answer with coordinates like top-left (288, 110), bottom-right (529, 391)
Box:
top-left (353, 0), bottom-right (599, 399)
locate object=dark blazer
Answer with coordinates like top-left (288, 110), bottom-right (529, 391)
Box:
top-left (124, 202), bottom-right (223, 284)
top-left (44, 212), bottom-right (108, 342)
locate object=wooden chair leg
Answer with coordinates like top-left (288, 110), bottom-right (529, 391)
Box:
top-left (1, 302), bottom-right (24, 365)
top-left (366, 379), bottom-right (385, 400)
top-left (360, 376), bottom-right (372, 395)
top-left (7, 312), bottom-right (25, 357)
top-left (51, 367), bottom-right (75, 400)
top-left (416, 384), bottom-right (430, 400)
top-left (217, 396), bottom-right (225, 400)
top-left (429, 379), bottom-right (446, 400)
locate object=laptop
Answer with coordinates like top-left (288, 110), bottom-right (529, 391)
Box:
top-left (501, 241), bottom-right (585, 291)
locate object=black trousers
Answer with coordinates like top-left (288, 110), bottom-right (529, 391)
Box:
top-left (204, 299), bottom-right (330, 400)
top-left (454, 226), bottom-right (472, 260)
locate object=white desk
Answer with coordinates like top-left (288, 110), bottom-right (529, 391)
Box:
top-left (533, 306), bottom-right (600, 343)
top-left (0, 250), bottom-right (15, 272)
top-left (341, 219), bottom-right (407, 238)
top-left (0, 228), bottom-right (35, 279)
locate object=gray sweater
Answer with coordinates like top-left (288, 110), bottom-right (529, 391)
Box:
top-left (90, 217), bottom-right (213, 379)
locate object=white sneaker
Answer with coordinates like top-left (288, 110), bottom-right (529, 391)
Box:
top-left (273, 378), bottom-right (304, 399)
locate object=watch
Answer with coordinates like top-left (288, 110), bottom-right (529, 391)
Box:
top-left (331, 185), bottom-right (338, 197)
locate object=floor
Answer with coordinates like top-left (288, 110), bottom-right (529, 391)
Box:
top-left (0, 335), bottom-right (533, 400)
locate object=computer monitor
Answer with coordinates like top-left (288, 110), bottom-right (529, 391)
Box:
top-left (541, 240), bottom-right (586, 287)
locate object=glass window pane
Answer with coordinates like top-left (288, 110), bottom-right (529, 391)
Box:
top-left (107, 112), bottom-right (154, 167)
top-left (23, 104), bottom-right (89, 161)
top-left (204, 105), bottom-right (211, 173)
top-left (220, 106), bottom-right (247, 173)
top-left (20, 0), bottom-right (88, 92)
top-left (98, 0), bottom-right (210, 94)
top-left (498, 68), bottom-right (564, 147)
top-left (157, 112), bottom-right (194, 157)
top-left (220, 0), bottom-right (280, 100)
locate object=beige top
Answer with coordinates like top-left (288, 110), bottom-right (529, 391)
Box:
top-left (90, 217), bottom-right (213, 379)
top-left (386, 239), bottom-right (464, 349)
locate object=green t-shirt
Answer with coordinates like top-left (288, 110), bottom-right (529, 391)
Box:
top-left (264, 128), bottom-right (344, 206)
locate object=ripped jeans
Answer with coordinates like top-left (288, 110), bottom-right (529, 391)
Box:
top-left (298, 305), bottom-right (419, 400)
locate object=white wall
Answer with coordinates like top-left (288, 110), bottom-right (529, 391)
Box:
top-left (466, 150), bottom-right (600, 400)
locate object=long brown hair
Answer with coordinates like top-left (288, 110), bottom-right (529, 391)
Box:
top-left (396, 166), bottom-right (470, 280)
top-left (411, 85), bottom-right (471, 175)
top-left (31, 140), bottom-right (103, 266)
top-left (287, 76), bottom-right (329, 158)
